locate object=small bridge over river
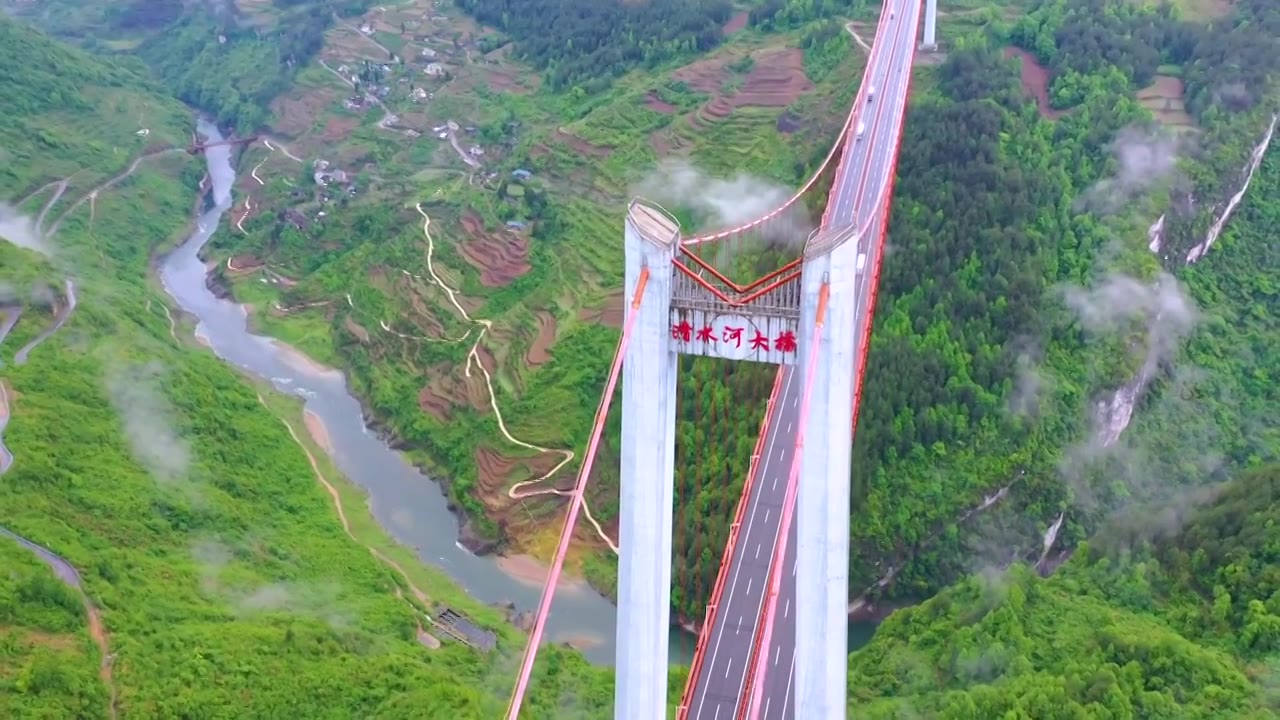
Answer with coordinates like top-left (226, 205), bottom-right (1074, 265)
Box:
top-left (187, 134), bottom-right (258, 155)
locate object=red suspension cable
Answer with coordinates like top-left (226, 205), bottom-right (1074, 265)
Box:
top-left (506, 268), bottom-right (650, 719)
top-left (740, 282), bottom-right (829, 720)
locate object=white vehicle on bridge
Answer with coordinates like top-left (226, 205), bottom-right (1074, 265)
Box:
top-left (867, 84), bottom-right (876, 100)
top-left (855, 120), bottom-right (866, 140)
top-left (857, 253), bottom-right (868, 272)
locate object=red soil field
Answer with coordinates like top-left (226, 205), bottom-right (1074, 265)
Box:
top-left (343, 316), bottom-right (371, 344)
top-left (672, 48), bottom-right (814, 124)
top-left (723, 12), bottom-right (749, 36)
top-left (322, 116), bottom-right (359, 142)
top-left (525, 311), bottom-right (557, 367)
top-left (474, 447), bottom-right (566, 512)
top-left (578, 291), bottom-right (625, 329)
top-left (645, 92), bottom-right (677, 114)
top-left (553, 129), bottom-right (612, 158)
top-left (485, 67), bottom-right (534, 94)
top-left (731, 49), bottom-right (814, 108)
top-left (416, 360), bottom-right (491, 421)
top-left (1004, 47), bottom-right (1064, 120)
top-left (456, 211), bottom-right (532, 287)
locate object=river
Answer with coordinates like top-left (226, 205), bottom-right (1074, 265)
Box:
top-left (158, 118), bottom-right (875, 670)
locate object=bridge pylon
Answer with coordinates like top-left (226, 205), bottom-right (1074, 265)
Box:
top-left (922, 0), bottom-right (939, 51)
top-left (617, 200), bottom-right (681, 720)
top-left (621, 199), bottom-right (808, 719)
top-left (794, 227), bottom-right (860, 718)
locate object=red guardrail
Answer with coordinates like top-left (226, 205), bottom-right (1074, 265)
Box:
top-left (676, 367), bottom-right (786, 718)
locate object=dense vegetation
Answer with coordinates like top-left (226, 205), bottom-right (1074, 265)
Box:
top-left (848, 464), bottom-right (1280, 717)
top-left (456, 0), bottom-right (734, 92)
top-left (835, 0), bottom-right (1280, 608)
top-left (137, 0), bottom-right (373, 132)
top-left (1, 16), bottom-right (621, 718)
top-left (2, 0), bottom-right (372, 132)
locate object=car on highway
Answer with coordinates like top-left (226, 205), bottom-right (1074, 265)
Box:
top-left (857, 253), bottom-right (868, 272)
top-left (868, 84), bottom-right (876, 100)
top-left (855, 120), bottom-right (866, 140)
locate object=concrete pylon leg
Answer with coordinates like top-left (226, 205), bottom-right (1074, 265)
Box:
top-left (922, 0), bottom-right (938, 50)
top-left (795, 238), bottom-right (856, 719)
top-left (616, 203), bottom-right (679, 720)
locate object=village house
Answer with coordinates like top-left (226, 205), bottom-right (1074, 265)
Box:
top-left (424, 63), bottom-right (445, 76)
top-left (314, 169), bottom-right (349, 187)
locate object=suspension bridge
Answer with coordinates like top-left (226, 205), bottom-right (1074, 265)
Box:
top-left (507, 0), bottom-right (934, 717)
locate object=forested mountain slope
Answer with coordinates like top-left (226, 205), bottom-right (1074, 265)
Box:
top-left (849, 464), bottom-right (1280, 718)
top-left (0, 16), bottom-right (611, 718)
top-left (0, 0), bottom-right (373, 131)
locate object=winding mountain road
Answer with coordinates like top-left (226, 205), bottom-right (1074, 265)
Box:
top-left (13, 279), bottom-right (77, 365)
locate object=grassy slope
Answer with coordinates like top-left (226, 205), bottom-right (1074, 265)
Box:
top-left (0, 16), bottom-right (618, 718)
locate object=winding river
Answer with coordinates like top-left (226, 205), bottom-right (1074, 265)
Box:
top-left (159, 119), bottom-right (694, 665)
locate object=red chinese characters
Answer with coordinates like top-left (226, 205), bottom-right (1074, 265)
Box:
top-left (750, 330), bottom-right (770, 351)
top-left (774, 330), bottom-right (797, 353)
top-left (721, 325), bottom-right (744, 348)
top-left (696, 326), bottom-right (717, 343)
top-left (671, 321), bottom-right (692, 342)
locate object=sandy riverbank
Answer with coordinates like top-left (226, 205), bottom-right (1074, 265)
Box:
top-left (496, 553), bottom-right (551, 587)
top-left (272, 339), bottom-right (341, 378)
top-left (304, 409), bottom-right (333, 454)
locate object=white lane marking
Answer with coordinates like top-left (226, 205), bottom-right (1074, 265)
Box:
top-left (764, 507), bottom-right (771, 524)
top-left (774, 644), bottom-right (781, 666)
top-left (694, 370), bottom-right (793, 717)
top-left (784, 598), bottom-right (791, 618)
top-left (729, 369), bottom-right (798, 707)
top-left (746, 577), bottom-right (753, 595)
top-left (756, 542), bottom-right (762, 559)
top-left (714, 704), bottom-right (722, 720)
top-left (725, 658), bottom-right (733, 678)
top-left (780, 651), bottom-right (797, 720)
top-left (764, 698), bottom-right (772, 718)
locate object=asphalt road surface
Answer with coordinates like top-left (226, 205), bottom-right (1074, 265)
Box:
top-left (685, 0), bottom-right (923, 716)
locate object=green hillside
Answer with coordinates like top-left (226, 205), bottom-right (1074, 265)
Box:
top-left (849, 464), bottom-right (1280, 718)
top-left (0, 16), bottom-right (613, 719)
